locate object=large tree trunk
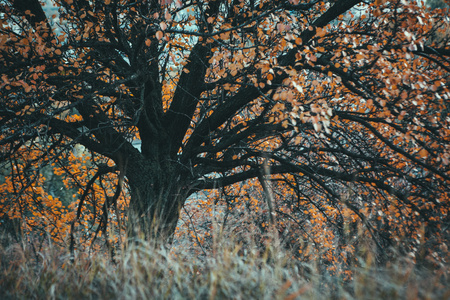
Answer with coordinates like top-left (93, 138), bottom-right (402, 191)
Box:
top-left (124, 157), bottom-right (189, 243)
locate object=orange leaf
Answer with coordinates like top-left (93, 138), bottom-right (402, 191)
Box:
top-left (165, 10), bottom-right (172, 22)
top-left (419, 149), bottom-right (428, 158)
top-left (316, 27), bottom-right (326, 38)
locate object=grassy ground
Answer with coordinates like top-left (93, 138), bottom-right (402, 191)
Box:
top-left (1, 234), bottom-right (449, 300)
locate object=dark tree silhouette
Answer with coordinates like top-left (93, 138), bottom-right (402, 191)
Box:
top-left (1, 0), bottom-right (449, 251)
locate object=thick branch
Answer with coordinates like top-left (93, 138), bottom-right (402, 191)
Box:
top-left (163, 43), bottom-right (211, 158)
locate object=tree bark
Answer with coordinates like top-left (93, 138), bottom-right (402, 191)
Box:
top-left (124, 156), bottom-right (189, 243)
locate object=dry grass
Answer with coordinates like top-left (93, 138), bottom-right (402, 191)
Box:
top-left (1, 232), bottom-right (449, 300)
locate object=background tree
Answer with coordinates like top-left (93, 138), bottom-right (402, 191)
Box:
top-left (1, 0), bottom-right (449, 259)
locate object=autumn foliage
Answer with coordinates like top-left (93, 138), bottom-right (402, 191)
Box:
top-left (0, 0), bottom-right (449, 277)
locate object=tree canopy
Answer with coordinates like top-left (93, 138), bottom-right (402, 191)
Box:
top-left (1, 0), bottom-right (449, 263)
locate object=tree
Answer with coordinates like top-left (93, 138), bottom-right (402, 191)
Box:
top-left (1, 0), bottom-right (449, 254)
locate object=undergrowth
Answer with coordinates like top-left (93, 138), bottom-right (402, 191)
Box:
top-left (0, 232), bottom-right (448, 300)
